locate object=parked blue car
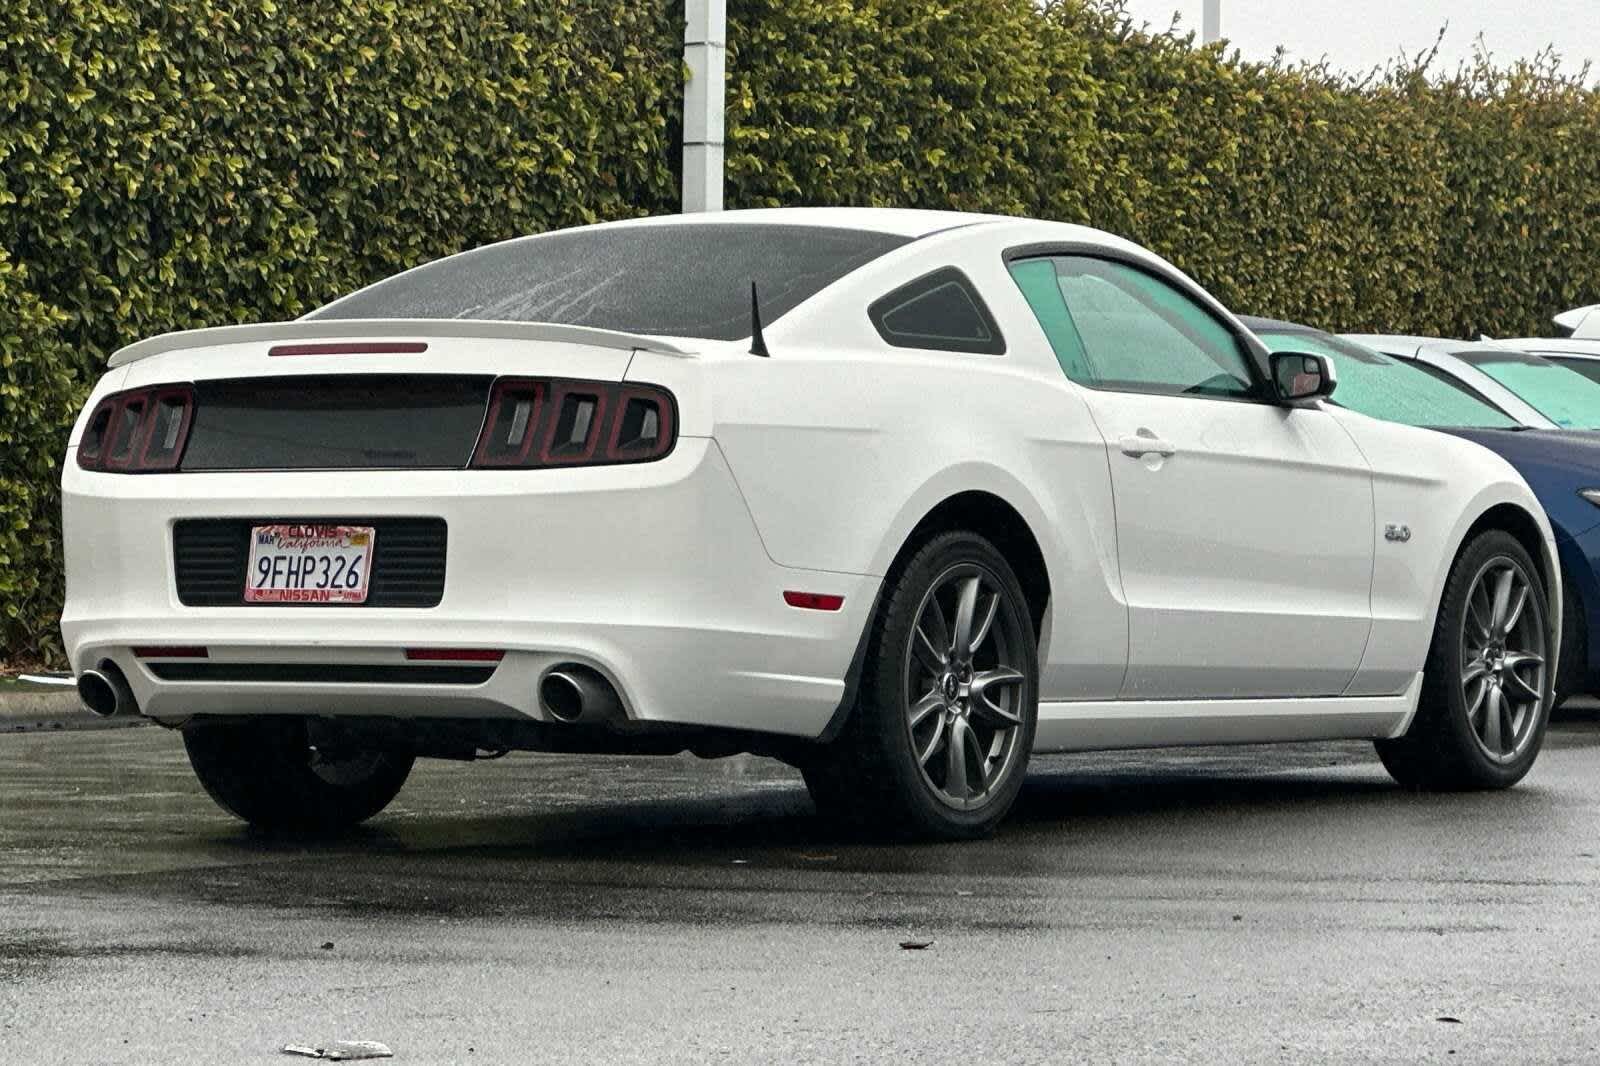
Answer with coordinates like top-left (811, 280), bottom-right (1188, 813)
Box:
top-left (1242, 316), bottom-right (1600, 705)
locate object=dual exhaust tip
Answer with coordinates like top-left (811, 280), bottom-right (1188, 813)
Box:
top-left (538, 663), bottom-right (623, 725)
top-left (77, 660), bottom-right (136, 719)
top-left (80, 657), bottom-right (618, 725)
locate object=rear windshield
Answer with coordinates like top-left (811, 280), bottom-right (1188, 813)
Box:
top-left (306, 223), bottom-right (913, 341)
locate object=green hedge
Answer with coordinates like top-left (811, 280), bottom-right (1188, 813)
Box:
top-left (0, 253), bottom-right (78, 662)
top-left (4, 0), bottom-right (1600, 662)
top-left (0, 0), bottom-right (682, 664)
top-left (724, 1), bottom-right (1600, 334)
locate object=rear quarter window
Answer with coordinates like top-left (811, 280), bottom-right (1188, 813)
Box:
top-left (868, 268), bottom-right (1005, 355)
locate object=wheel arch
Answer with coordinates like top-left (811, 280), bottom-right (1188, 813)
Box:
top-left (891, 491), bottom-right (1052, 638)
top-left (1461, 502), bottom-right (1557, 605)
top-left (869, 465), bottom-right (1060, 635)
top-left (814, 482), bottom-right (1057, 746)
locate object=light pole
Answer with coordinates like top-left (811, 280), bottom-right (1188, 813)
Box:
top-left (1202, 0), bottom-right (1221, 43)
top-left (683, 0), bottom-right (726, 213)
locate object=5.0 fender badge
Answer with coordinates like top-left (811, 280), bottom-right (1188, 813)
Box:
top-left (1385, 523), bottom-right (1412, 543)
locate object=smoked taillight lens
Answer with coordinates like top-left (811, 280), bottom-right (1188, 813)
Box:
top-left (471, 380), bottom-right (545, 467)
top-left (470, 378), bottom-right (675, 468)
top-left (77, 385), bottom-right (195, 473)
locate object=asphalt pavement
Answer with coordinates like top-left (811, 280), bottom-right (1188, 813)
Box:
top-left (4, 710), bottom-right (1600, 1064)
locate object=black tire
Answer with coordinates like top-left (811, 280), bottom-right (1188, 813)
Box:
top-left (1376, 529), bottom-right (1551, 791)
top-left (183, 717), bottom-right (414, 831)
top-left (803, 531), bottom-right (1039, 840)
top-left (1553, 575), bottom-right (1585, 710)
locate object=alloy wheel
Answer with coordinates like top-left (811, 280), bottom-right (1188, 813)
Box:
top-left (1460, 557), bottom-right (1546, 763)
top-left (903, 564), bottom-right (1029, 810)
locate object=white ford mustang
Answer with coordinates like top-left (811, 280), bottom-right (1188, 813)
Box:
top-left (62, 208), bottom-right (1560, 839)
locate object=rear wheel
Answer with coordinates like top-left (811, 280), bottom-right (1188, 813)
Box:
top-left (803, 531), bottom-right (1038, 840)
top-left (1377, 530), bottom-right (1550, 790)
top-left (183, 717), bottom-right (414, 831)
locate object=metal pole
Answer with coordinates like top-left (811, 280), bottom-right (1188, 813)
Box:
top-left (683, 0), bottom-right (726, 213)
top-left (1202, 0), bottom-right (1221, 43)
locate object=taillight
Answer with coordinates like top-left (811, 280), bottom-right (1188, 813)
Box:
top-left (470, 378), bottom-right (675, 468)
top-left (77, 385), bottom-right (195, 473)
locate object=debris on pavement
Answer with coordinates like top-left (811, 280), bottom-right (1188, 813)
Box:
top-left (320, 941), bottom-right (335, 950)
top-left (1436, 1017), bottom-right (1463, 1025)
top-left (283, 1040), bottom-right (394, 1060)
top-left (899, 940), bottom-right (934, 951)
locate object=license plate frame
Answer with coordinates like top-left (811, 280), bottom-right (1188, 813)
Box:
top-left (244, 523), bottom-right (376, 605)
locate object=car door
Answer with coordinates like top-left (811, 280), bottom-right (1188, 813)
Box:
top-left (1008, 253), bottom-right (1374, 699)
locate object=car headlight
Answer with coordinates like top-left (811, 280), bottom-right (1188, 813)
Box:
top-left (1580, 489), bottom-right (1600, 508)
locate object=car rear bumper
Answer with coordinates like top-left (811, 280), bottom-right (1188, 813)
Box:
top-left (61, 438), bottom-right (876, 738)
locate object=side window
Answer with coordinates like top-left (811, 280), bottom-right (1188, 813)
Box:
top-left (1009, 259), bottom-right (1094, 381)
top-left (1007, 255), bottom-right (1258, 399)
top-left (869, 267), bottom-right (1006, 355)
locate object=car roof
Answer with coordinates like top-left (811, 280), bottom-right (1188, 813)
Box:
top-left (594, 207), bottom-right (1008, 239)
top-left (1497, 337), bottom-right (1600, 359)
top-left (571, 208), bottom-right (1164, 259)
top-left (1343, 334), bottom-right (1431, 356)
top-left (1237, 314), bottom-right (1315, 334)
top-left (1341, 334), bottom-right (1543, 360)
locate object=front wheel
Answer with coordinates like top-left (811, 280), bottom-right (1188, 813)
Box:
top-left (1377, 529), bottom-right (1551, 790)
top-left (183, 717), bottom-right (414, 831)
top-left (803, 531), bottom-right (1039, 840)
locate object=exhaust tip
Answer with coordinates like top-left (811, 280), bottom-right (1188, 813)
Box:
top-left (77, 660), bottom-right (137, 719)
top-left (539, 664), bottom-right (624, 725)
top-left (77, 670), bottom-right (120, 718)
top-left (540, 672), bottom-right (586, 723)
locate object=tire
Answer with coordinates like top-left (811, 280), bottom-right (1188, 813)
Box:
top-left (183, 717), bottom-right (414, 831)
top-left (1553, 576), bottom-right (1585, 710)
top-left (1376, 529), bottom-right (1551, 791)
top-left (803, 531), bottom-right (1039, 840)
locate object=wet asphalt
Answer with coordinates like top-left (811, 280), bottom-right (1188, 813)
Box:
top-left (4, 711), bottom-right (1600, 1065)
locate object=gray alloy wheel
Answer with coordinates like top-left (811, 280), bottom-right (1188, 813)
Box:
top-left (903, 565), bottom-right (1029, 810)
top-left (1377, 528), bottom-right (1551, 791)
top-left (800, 530), bottom-right (1039, 840)
top-left (1459, 556), bottom-right (1546, 762)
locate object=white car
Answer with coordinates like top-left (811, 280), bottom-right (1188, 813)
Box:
top-left (1553, 305), bottom-right (1600, 340)
top-left (62, 209), bottom-right (1560, 839)
top-left (1488, 307), bottom-right (1600, 388)
top-left (1347, 334), bottom-right (1600, 431)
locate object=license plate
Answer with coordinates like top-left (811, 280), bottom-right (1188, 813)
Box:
top-left (245, 524), bottom-right (375, 604)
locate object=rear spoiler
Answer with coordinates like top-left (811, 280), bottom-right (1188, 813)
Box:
top-left (108, 318), bottom-right (696, 367)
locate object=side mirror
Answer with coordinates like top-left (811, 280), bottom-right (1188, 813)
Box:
top-left (1270, 351), bottom-right (1337, 404)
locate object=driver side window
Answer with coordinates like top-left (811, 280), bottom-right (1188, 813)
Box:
top-left (1008, 255), bottom-right (1258, 399)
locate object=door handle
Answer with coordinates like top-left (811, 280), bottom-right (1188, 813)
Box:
top-left (1119, 431), bottom-right (1177, 458)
